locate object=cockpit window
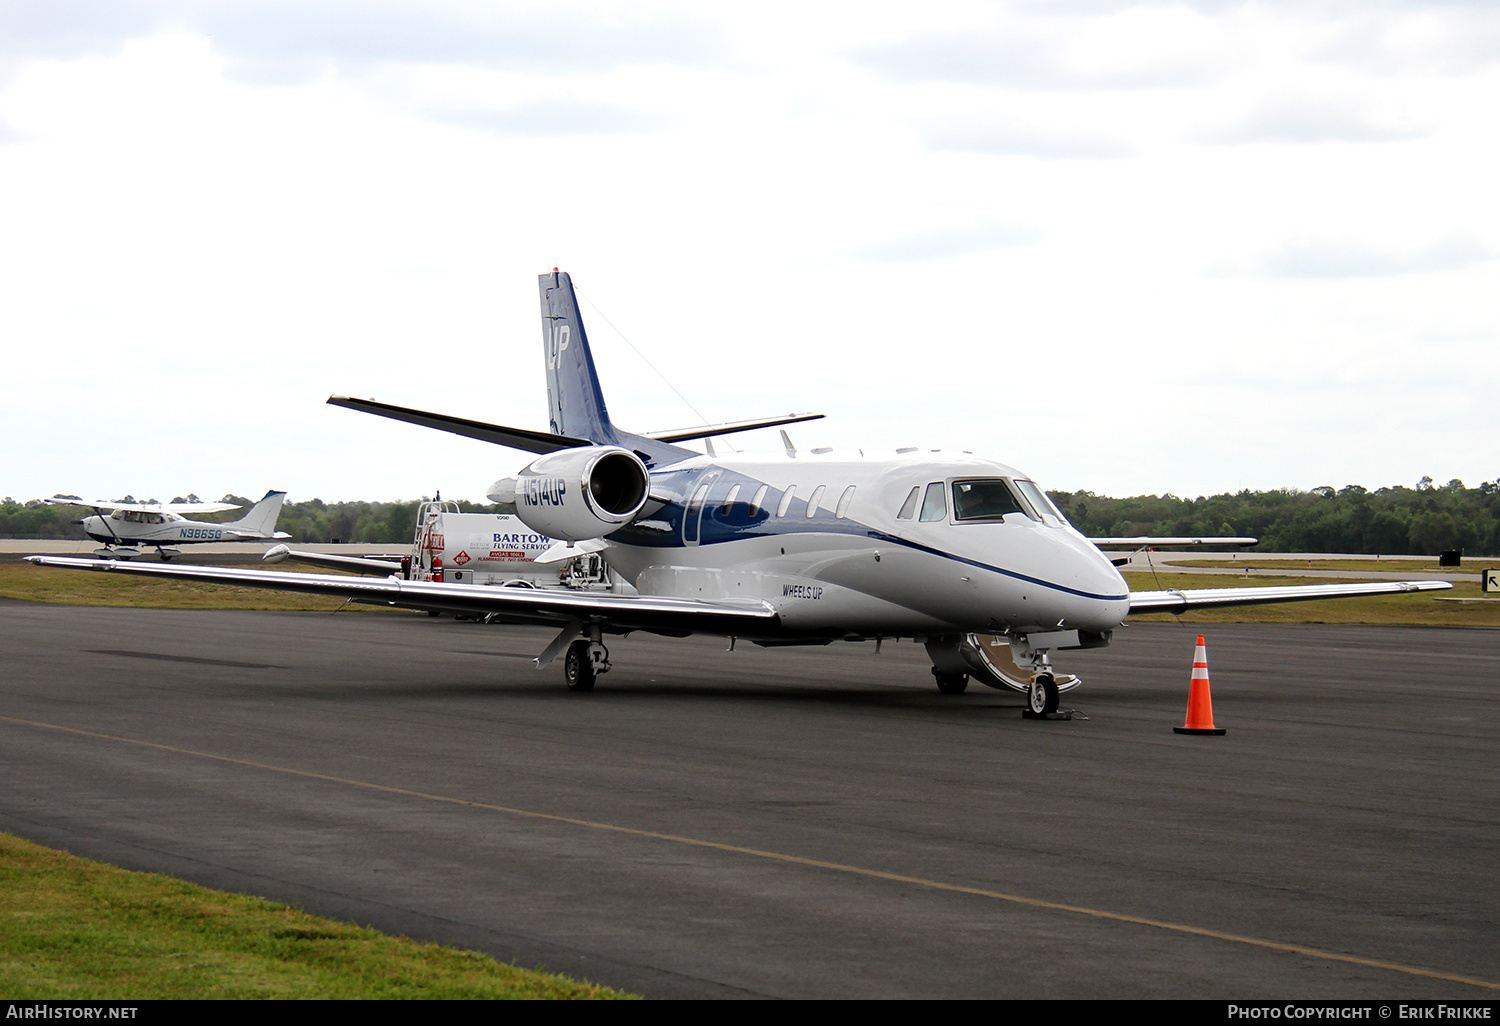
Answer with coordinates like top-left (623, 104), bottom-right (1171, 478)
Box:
top-left (951, 479), bottom-right (1028, 521)
top-left (918, 482), bottom-right (947, 522)
top-left (1013, 479), bottom-right (1067, 523)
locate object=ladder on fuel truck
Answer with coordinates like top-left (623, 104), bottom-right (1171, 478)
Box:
top-left (413, 498), bottom-right (461, 581)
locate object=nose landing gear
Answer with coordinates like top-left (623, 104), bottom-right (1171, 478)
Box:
top-left (1026, 673), bottom-right (1061, 716)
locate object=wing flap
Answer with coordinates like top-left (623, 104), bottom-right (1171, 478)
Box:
top-left (1129, 580), bottom-right (1452, 615)
top-left (26, 556), bottom-right (778, 634)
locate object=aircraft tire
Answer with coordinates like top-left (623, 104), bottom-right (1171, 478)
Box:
top-left (933, 671), bottom-right (969, 694)
top-left (1028, 674), bottom-right (1060, 715)
top-left (564, 639), bottom-right (596, 692)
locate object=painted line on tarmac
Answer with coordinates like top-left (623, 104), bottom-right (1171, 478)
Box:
top-left (7, 712), bottom-right (1498, 993)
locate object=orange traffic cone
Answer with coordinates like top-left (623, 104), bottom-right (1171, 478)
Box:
top-left (1174, 634), bottom-right (1226, 735)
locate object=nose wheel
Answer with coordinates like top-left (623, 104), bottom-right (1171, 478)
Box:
top-left (1027, 673), bottom-right (1060, 716)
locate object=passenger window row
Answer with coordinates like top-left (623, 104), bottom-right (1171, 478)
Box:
top-left (696, 482), bottom-right (859, 520)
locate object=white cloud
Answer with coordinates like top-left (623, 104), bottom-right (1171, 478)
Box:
top-left (1, 3), bottom-right (1498, 502)
top-left (1204, 93), bottom-right (1431, 145)
top-left (925, 122), bottom-right (1132, 159)
top-left (857, 222), bottom-right (1041, 262)
top-left (1257, 236), bottom-right (1494, 278)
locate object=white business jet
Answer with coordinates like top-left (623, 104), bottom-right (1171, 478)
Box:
top-left (47, 492), bottom-right (292, 560)
top-left (29, 272), bottom-right (1449, 714)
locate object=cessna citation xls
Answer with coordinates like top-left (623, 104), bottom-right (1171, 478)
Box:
top-left (29, 271), bottom-right (1449, 715)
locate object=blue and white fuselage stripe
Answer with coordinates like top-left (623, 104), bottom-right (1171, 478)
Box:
top-left (599, 450), bottom-right (1131, 639)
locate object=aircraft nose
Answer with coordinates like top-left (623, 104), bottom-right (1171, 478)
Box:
top-left (1055, 530), bottom-right (1130, 599)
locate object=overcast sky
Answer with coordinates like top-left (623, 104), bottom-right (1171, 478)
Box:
top-left (2, 1), bottom-right (1497, 504)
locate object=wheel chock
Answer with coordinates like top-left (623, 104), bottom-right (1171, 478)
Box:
top-left (1174, 634), bottom-right (1226, 735)
top-left (1022, 709), bottom-right (1074, 721)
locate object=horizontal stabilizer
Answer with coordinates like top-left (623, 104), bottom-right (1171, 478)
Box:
top-left (328, 396), bottom-right (593, 454)
top-left (1129, 579), bottom-right (1451, 615)
top-left (645, 413), bottom-right (825, 443)
top-left (1091, 537), bottom-right (1258, 548)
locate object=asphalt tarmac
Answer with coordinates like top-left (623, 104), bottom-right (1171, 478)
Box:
top-left (1, 600), bottom-right (1496, 999)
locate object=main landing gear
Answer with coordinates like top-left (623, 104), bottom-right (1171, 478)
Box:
top-left (561, 637), bottom-right (611, 692)
top-left (932, 670), bottom-right (969, 694)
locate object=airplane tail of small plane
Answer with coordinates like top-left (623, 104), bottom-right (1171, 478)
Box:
top-left (227, 490), bottom-right (291, 539)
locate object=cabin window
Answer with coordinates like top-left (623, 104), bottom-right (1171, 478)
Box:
top-left (805, 485), bottom-right (826, 518)
top-left (748, 484), bottom-right (769, 516)
top-left (896, 486), bottom-right (919, 520)
top-left (688, 484), bottom-right (710, 514)
top-left (776, 486), bottom-right (797, 518)
top-left (951, 479), bottom-right (1028, 521)
top-left (720, 484), bottom-right (741, 515)
top-left (918, 482), bottom-right (947, 522)
top-left (835, 485), bottom-right (856, 518)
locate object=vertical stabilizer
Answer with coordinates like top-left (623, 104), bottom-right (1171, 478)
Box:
top-left (539, 271), bottom-right (620, 446)
top-left (228, 490), bottom-right (288, 537)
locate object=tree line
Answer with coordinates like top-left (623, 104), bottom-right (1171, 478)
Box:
top-left (3, 477), bottom-right (1497, 554)
top-left (1050, 478), bottom-right (1496, 555)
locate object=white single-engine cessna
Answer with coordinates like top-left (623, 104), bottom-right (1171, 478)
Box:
top-left (29, 272), bottom-right (1449, 713)
top-left (47, 491), bottom-right (292, 560)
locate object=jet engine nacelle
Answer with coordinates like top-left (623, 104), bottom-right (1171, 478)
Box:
top-left (490, 446), bottom-right (650, 542)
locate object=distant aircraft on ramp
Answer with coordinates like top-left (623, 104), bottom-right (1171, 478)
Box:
top-left (47, 491), bottom-right (292, 560)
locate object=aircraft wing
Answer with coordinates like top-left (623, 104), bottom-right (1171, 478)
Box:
top-left (1091, 537), bottom-right (1258, 547)
top-left (24, 556), bottom-right (778, 635)
top-left (44, 498), bottom-right (242, 514)
top-left (1129, 580), bottom-right (1452, 615)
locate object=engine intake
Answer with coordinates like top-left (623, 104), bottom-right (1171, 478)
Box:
top-left (498, 446), bottom-right (650, 541)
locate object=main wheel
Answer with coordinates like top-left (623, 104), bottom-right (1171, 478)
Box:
top-left (933, 671), bottom-right (969, 694)
top-left (1028, 673), bottom-right (1060, 715)
top-left (564, 639), bottom-right (596, 692)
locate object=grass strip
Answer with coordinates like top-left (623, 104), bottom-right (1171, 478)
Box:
top-left (0, 565), bottom-right (361, 611)
top-left (0, 833), bottom-right (634, 999)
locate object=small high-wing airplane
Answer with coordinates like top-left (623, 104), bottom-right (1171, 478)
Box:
top-left (47, 491), bottom-right (292, 559)
top-left (29, 272), bottom-right (1449, 714)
